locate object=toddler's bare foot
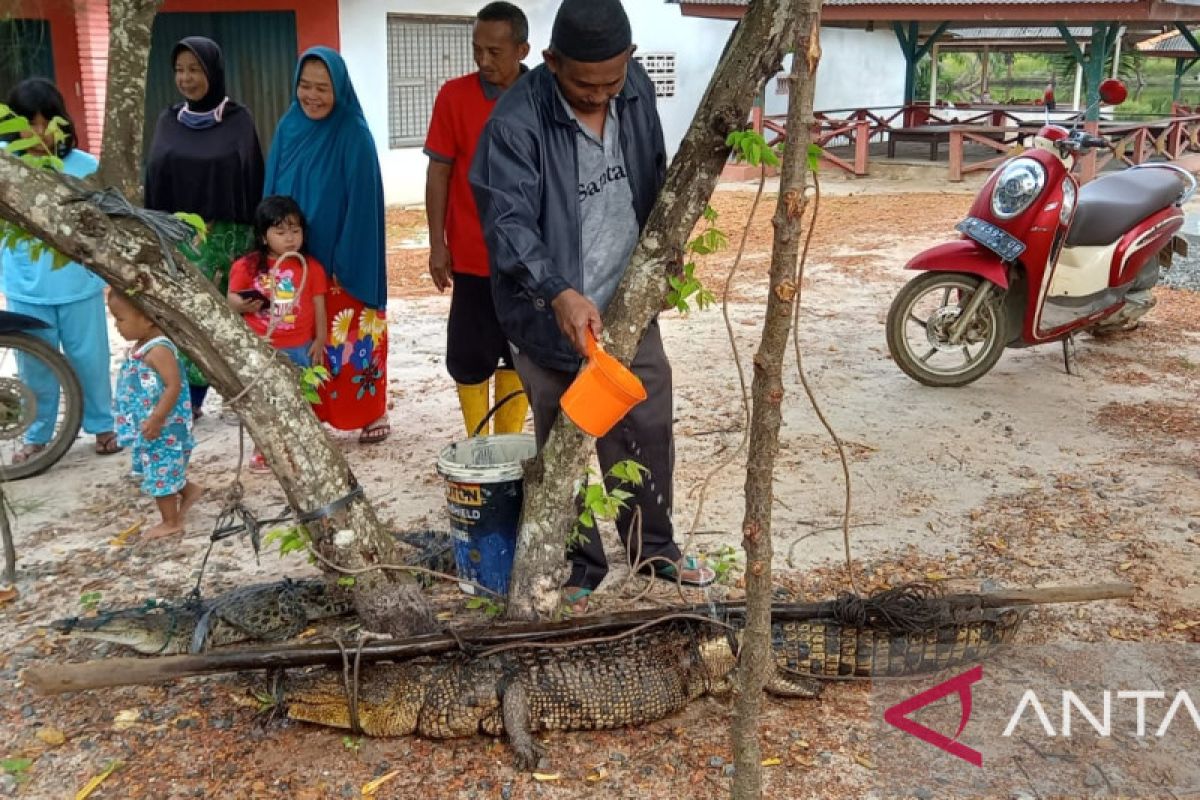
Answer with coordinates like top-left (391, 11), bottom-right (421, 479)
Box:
top-left (179, 482), bottom-right (204, 518)
top-left (144, 520), bottom-right (184, 540)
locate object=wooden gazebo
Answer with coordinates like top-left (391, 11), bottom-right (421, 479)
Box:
top-left (670, 0), bottom-right (1200, 120)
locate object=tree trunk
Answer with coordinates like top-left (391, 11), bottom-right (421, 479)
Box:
top-left (96, 0), bottom-right (162, 200)
top-left (504, 0), bottom-right (808, 622)
top-left (0, 158), bottom-right (435, 637)
top-left (730, 5), bottom-right (821, 798)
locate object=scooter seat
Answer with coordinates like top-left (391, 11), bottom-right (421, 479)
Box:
top-left (1066, 168), bottom-right (1184, 247)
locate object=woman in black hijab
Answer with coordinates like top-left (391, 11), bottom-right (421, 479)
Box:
top-left (145, 36), bottom-right (264, 417)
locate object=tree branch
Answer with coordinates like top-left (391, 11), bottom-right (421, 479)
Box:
top-left (505, 0), bottom-right (811, 622)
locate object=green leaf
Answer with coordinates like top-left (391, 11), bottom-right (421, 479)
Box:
top-left (578, 509), bottom-right (595, 528)
top-left (336, 576), bottom-right (356, 588)
top-left (0, 758), bottom-right (32, 774)
top-left (0, 117), bottom-right (29, 136)
top-left (702, 204), bottom-right (719, 223)
top-left (50, 249), bottom-right (70, 271)
top-left (173, 212), bottom-right (208, 240)
top-left (465, 597), bottom-right (485, 610)
top-left (610, 488), bottom-right (633, 502)
top-left (806, 143), bottom-right (823, 172)
top-left (6, 136), bottom-right (42, 154)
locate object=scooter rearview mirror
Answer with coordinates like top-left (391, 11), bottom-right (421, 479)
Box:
top-left (1099, 78), bottom-right (1128, 106)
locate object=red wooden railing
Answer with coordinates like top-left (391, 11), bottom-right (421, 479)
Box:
top-left (749, 104), bottom-right (1200, 182)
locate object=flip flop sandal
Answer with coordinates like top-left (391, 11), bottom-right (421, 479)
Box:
top-left (641, 555), bottom-right (717, 588)
top-left (358, 421), bottom-right (391, 444)
top-left (563, 587), bottom-right (593, 613)
top-left (94, 432), bottom-right (123, 455)
top-left (11, 443), bottom-right (47, 465)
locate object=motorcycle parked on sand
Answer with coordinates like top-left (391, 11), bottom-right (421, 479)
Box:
top-left (886, 79), bottom-right (1194, 387)
top-left (0, 310), bottom-right (83, 480)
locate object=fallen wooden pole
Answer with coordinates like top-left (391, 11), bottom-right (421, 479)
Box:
top-left (24, 583), bottom-right (1133, 696)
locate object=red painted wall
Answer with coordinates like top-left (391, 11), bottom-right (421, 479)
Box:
top-left (10, 0), bottom-right (89, 150)
top-left (159, 0), bottom-right (340, 51)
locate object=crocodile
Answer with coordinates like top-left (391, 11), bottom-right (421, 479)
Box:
top-left (49, 530), bottom-right (454, 654)
top-left (283, 608), bottom-right (1023, 769)
top-left (50, 579), bottom-right (354, 654)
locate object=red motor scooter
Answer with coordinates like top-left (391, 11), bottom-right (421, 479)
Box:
top-left (886, 79), bottom-right (1194, 387)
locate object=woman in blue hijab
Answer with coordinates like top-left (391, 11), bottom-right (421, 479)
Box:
top-left (264, 47), bottom-right (390, 442)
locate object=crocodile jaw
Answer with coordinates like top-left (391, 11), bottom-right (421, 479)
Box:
top-left (286, 664), bottom-right (426, 736)
top-left (49, 612), bottom-right (189, 655)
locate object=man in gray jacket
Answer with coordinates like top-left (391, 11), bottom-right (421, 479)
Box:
top-left (470, 0), bottom-right (714, 612)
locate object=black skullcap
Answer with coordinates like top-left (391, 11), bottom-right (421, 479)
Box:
top-left (550, 0), bottom-right (632, 63)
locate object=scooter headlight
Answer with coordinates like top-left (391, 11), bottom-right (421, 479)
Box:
top-left (991, 158), bottom-right (1046, 219)
top-left (1059, 178), bottom-right (1076, 225)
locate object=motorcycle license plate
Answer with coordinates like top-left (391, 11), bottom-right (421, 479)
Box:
top-left (956, 217), bottom-right (1026, 262)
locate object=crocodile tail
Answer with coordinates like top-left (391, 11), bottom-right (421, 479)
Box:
top-left (774, 608), bottom-right (1025, 678)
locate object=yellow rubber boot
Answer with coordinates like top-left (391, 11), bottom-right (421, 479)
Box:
top-left (492, 369), bottom-right (529, 434)
top-left (456, 381), bottom-right (491, 437)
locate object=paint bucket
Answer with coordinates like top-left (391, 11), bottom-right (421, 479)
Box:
top-left (436, 433), bottom-right (537, 596)
top-left (559, 332), bottom-right (647, 437)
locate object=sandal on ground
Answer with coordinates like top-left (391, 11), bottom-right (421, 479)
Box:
top-left (562, 586), bottom-right (593, 614)
top-left (358, 419), bottom-right (391, 445)
top-left (639, 555), bottom-right (717, 588)
top-left (249, 452), bottom-right (271, 474)
top-left (94, 432), bottom-right (123, 456)
top-left (11, 443), bottom-right (47, 465)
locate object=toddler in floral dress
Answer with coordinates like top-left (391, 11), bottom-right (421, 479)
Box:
top-left (109, 289), bottom-right (202, 538)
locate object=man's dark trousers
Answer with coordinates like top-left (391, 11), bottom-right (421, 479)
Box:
top-left (512, 321), bottom-right (680, 590)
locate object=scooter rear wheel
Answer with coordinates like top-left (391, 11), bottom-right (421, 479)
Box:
top-left (886, 272), bottom-right (1007, 387)
top-left (0, 332), bottom-right (84, 480)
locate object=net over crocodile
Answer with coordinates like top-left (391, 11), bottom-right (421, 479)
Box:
top-left (50, 579), bottom-right (354, 654)
top-left (283, 601), bottom-right (1023, 769)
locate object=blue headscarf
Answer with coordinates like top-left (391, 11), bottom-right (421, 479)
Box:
top-left (264, 47), bottom-right (386, 309)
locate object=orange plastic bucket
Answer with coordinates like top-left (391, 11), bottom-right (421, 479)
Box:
top-left (559, 331), bottom-right (647, 437)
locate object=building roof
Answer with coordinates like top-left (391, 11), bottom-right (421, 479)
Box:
top-left (669, 0), bottom-right (1138, 5)
top-left (1136, 27), bottom-right (1200, 55)
top-left (669, 0), bottom-right (1200, 24)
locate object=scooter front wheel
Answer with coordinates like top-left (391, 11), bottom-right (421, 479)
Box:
top-left (886, 272), bottom-right (1007, 387)
top-left (0, 332), bottom-right (84, 480)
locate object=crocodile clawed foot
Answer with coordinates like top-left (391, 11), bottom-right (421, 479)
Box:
top-left (511, 740), bottom-right (546, 772)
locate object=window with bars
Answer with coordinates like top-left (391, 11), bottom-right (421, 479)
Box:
top-left (634, 52), bottom-right (676, 99)
top-left (386, 14), bottom-right (474, 149)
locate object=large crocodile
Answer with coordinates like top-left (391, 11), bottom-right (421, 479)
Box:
top-left (49, 530), bottom-right (454, 654)
top-left (283, 608), bottom-right (1023, 769)
top-left (50, 579), bottom-right (354, 654)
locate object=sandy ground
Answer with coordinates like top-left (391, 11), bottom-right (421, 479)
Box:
top-left (1, 175), bottom-right (1198, 799)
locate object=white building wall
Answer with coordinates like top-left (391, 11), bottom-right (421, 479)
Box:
top-left (338, 1), bottom-right (905, 205)
top-left (763, 28), bottom-right (908, 117)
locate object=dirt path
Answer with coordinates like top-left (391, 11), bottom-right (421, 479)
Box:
top-left (1, 183), bottom-right (1197, 799)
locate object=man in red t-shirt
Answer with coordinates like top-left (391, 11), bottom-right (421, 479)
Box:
top-left (425, 2), bottom-right (530, 437)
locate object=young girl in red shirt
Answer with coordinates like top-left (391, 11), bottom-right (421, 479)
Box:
top-left (227, 195), bottom-right (328, 472)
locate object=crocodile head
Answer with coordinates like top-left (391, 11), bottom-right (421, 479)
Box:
top-left (49, 605), bottom-right (196, 655)
top-left (285, 663), bottom-right (432, 737)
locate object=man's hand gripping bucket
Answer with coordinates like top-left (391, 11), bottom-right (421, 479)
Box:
top-left (559, 331), bottom-right (647, 437)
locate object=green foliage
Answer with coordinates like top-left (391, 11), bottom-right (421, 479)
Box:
top-left (341, 735), bottom-right (362, 754)
top-left (300, 365), bottom-right (330, 404)
top-left (336, 575), bottom-right (356, 588)
top-left (251, 689), bottom-right (278, 713)
top-left (807, 144), bottom-right (823, 172)
top-left (0, 757), bottom-right (32, 784)
top-left (464, 595), bottom-right (505, 618)
top-left (569, 460), bottom-right (647, 548)
top-left (726, 130), bottom-right (780, 168)
top-left (668, 204), bottom-right (724, 314)
top-left (707, 545), bottom-right (743, 585)
top-left (264, 526), bottom-right (313, 560)
top-left (79, 591), bottom-right (102, 611)
top-left (173, 212), bottom-right (208, 243)
top-left (0, 106), bottom-right (71, 268)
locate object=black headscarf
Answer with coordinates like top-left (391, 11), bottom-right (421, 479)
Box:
top-left (144, 37), bottom-right (264, 224)
top-left (173, 36), bottom-right (227, 113)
